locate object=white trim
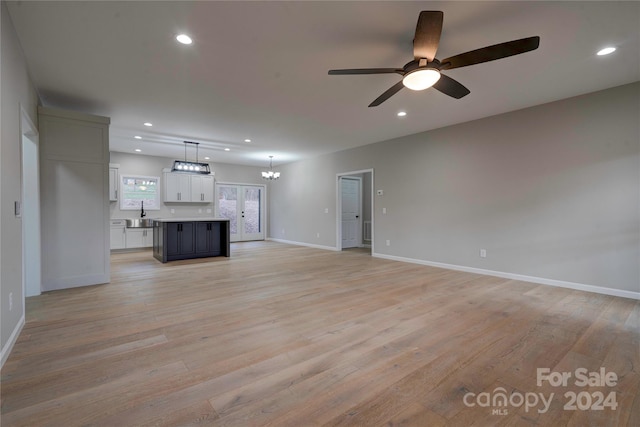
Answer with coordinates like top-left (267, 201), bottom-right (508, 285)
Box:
top-left (372, 252), bottom-right (640, 300)
top-left (1, 314), bottom-right (25, 368)
top-left (268, 238), bottom-right (340, 252)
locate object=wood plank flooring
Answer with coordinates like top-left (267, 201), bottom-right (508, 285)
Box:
top-left (1, 241), bottom-right (638, 426)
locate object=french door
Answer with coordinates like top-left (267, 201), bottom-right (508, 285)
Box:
top-left (216, 184), bottom-right (265, 242)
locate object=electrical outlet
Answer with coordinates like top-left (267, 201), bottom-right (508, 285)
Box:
top-left (324, 208), bottom-right (329, 214)
top-left (282, 228), bottom-right (285, 236)
top-left (9, 292), bottom-right (13, 311)
top-left (386, 239), bottom-right (390, 246)
top-left (170, 209), bottom-right (175, 214)
top-left (316, 232), bottom-right (320, 238)
top-left (206, 209), bottom-right (212, 214)
top-left (480, 249), bottom-right (487, 258)
top-left (198, 208), bottom-right (202, 214)
top-left (382, 207), bottom-right (387, 214)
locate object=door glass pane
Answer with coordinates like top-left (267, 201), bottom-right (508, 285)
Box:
top-left (244, 187), bottom-right (261, 234)
top-left (218, 186), bottom-right (238, 234)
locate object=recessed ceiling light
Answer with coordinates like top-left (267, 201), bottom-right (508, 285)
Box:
top-left (134, 149), bottom-right (142, 152)
top-left (244, 139), bottom-right (251, 143)
top-left (397, 111), bottom-right (407, 117)
top-left (224, 148), bottom-right (231, 151)
top-left (143, 122), bottom-right (153, 127)
top-left (204, 156), bottom-right (210, 160)
top-left (176, 34), bottom-right (193, 45)
top-left (134, 135), bottom-right (142, 139)
top-left (597, 47), bottom-right (616, 56)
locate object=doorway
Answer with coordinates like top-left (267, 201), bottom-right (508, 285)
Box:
top-left (216, 183), bottom-right (266, 242)
top-left (21, 107), bottom-right (41, 297)
top-left (340, 176), bottom-right (361, 249)
top-left (336, 169), bottom-right (374, 252)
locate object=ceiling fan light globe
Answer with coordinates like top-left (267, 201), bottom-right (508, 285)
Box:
top-left (402, 68), bottom-right (441, 91)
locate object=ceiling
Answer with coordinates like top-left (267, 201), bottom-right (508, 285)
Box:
top-left (7, 1), bottom-right (639, 167)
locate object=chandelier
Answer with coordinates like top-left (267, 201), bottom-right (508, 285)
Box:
top-left (261, 156), bottom-right (280, 180)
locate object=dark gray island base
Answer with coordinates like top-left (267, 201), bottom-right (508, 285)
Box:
top-left (153, 218), bottom-right (230, 263)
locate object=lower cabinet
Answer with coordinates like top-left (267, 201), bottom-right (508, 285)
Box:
top-left (110, 220), bottom-right (126, 250)
top-left (125, 228), bottom-right (153, 249)
top-left (166, 222), bottom-right (195, 257)
top-left (153, 220), bottom-right (230, 263)
top-left (196, 222), bottom-right (221, 255)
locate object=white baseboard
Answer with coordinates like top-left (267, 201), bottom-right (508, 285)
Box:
top-left (267, 238), bottom-right (340, 252)
top-left (1, 314), bottom-right (25, 368)
top-left (372, 253), bottom-right (640, 300)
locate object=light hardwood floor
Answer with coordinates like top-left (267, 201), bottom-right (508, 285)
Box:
top-left (1, 241), bottom-right (638, 426)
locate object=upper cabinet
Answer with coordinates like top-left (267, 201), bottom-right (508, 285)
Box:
top-left (164, 173), bottom-right (190, 202)
top-left (191, 175), bottom-right (214, 203)
top-left (164, 172), bottom-right (213, 203)
top-left (109, 165), bottom-right (119, 201)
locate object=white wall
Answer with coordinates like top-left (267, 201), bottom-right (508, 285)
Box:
top-left (269, 83), bottom-right (640, 296)
top-left (109, 152), bottom-right (266, 220)
top-left (39, 107), bottom-right (111, 291)
top-left (1, 3), bottom-right (40, 364)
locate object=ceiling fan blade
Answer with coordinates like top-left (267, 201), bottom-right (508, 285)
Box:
top-left (413, 11), bottom-right (443, 61)
top-left (440, 36), bottom-right (540, 70)
top-left (432, 74), bottom-right (470, 99)
top-left (368, 81), bottom-right (405, 107)
top-left (328, 68), bottom-right (403, 75)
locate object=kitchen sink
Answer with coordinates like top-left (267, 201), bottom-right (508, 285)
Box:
top-left (126, 218), bottom-right (155, 228)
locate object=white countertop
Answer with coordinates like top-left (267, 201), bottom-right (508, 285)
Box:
top-left (153, 217), bottom-right (230, 223)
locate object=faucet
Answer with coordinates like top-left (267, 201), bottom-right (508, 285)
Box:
top-left (140, 201), bottom-right (146, 218)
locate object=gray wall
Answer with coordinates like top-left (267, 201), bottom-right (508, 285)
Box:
top-left (1, 2), bottom-right (40, 361)
top-left (109, 151), bottom-right (266, 220)
top-left (269, 83), bottom-right (640, 294)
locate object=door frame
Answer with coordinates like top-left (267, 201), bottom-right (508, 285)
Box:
top-left (20, 105), bottom-right (41, 298)
top-left (336, 169), bottom-right (374, 251)
top-left (215, 181), bottom-right (267, 242)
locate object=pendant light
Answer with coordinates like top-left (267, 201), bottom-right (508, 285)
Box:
top-left (261, 156), bottom-right (280, 180)
top-left (172, 141), bottom-right (211, 174)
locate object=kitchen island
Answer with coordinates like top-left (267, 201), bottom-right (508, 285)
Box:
top-left (152, 218), bottom-right (230, 263)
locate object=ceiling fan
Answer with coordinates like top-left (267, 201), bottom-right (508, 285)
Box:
top-left (328, 11), bottom-right (540, 107)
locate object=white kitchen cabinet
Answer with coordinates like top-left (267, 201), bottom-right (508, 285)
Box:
top-left (109, 167), bottom-right (119, 201)
top-left (164, 172), bottom-right (213, 203)
top-left (191, 175), bottom-right (214, 203)
top-left (110, 220), bottom-right (126, 250)
top-left (164, 173), bottom-right (191, 202)
top-left (125, 228), bottom-right (153, 248)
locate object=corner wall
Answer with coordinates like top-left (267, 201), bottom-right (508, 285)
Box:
top-left (1, 3), bottom-right (40, 365)
top-left (269, 83), bottom-right (640, 296)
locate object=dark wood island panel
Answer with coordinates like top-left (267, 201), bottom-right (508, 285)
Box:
top-left (153, 218), bottom-right (230, 263)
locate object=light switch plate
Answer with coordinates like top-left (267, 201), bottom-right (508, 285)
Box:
top-left (376, 190), bottom-right (384, 196)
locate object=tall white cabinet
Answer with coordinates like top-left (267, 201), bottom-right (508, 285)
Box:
top-left (39, 107), bottom-right (110, 291)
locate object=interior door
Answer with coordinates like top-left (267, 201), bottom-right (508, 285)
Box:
top-left (216, 184), bottom-right (265, 242)
top-left (341, 177), bottom-right (361, 249)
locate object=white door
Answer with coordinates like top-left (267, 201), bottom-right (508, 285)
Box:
top-left (216, 184), bottom-right (265, 242)
top-left (341, 177), bottom-right (361, 249)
